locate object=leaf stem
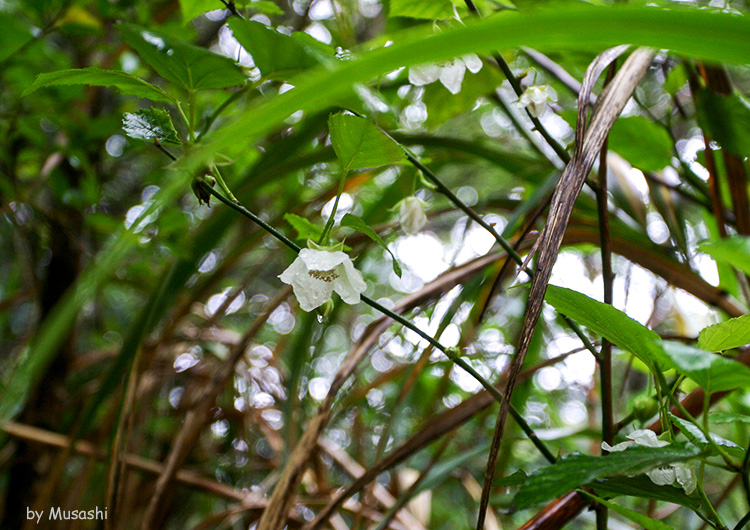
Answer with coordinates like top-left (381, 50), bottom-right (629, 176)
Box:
top-left (319, 169), bottom-right (348, 245)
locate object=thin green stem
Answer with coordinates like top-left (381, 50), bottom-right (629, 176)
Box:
top-left (210, 165), bottom-right (239, 204)
top-left (199, 182), bottom-right (557, 464)
top-left (319, 169), bottom-right (348, 245)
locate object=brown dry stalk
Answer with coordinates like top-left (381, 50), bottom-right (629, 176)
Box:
top-left (140, 287), bottom-right (291, 529)
top-left (476, 47), bottom-right (655, 530)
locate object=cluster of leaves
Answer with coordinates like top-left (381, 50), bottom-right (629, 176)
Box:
top-left (1, 0), bottom-right (750, 529)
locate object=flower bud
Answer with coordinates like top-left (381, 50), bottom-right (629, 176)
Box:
top-left (398, 197), bottom-right (427, 235)
top-left (632, 395), bottom-right (659, 423)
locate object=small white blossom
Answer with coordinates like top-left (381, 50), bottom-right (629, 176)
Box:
top-left (518, 85), bottom-right (556, 117)
top-left (397, 197), bottom-right (427, 235)
top-left (279, 248), bottom-right (366, 312)
top-left (408, 54), bottom-right (483, 95)
top-left (602, 429), bottom-right (696, 495)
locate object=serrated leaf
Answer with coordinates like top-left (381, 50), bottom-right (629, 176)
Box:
top-left (494, 469), bottom-right (529, 488)
top-left (669, 413), bottom-right (743, 458)
top-left (228, 19), bottom-right (320, 80)
top-left (544, 285), bottom-right (666, 370)
top-left (699, 313), bottom-right (750, 352)
top-left (119, 23), bottom-right (246, 91)
top-left (709, 411), bottom-right (750, 425)
top-left (122, 108), bottom-right (181, 144)
top-left (608, 116), bottom-right (673, 172)
top-left (340, 213), bottom-right (402, 277)
top-left (699, 235), bottom-right (750, 276)
top-left (389, 0), bottom-right (456, 19)
top-left (512, 444), bottom-right (700, 509)
top-left (588, 475), bottom-right (701, 510)
top-left (328, 113), bottom-right (405, 171)
top-left (584, 492), bottom-right (675, 530)
top-left (284, 213), bottom-right (323, 241)
top-left (21, 68), bottom-right (176, 103)
top-left (662, 341), bottom-right (750, 393)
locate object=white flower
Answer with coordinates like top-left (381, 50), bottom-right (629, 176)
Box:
top-left (408, 54), bottom-right (483, 95)
top-left (518, 85), bottom-right (556, 117)
top-left (279, 248), bottom-right (366, 312)
top-left (398, 197), bottom-right (427, 235)
top-left (602, 429), bottom-right (696, 495)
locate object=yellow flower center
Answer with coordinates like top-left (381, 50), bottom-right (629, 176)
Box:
top-left (308, 268), bottom-right (339, 282)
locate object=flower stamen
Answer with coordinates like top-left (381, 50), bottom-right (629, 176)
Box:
top-left (308, 269), bottom-right (339, 282)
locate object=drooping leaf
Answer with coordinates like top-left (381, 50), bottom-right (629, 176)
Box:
top-left (284, 213), bottom-right (324, 241)
top-left (118, 23), bottom-right (246, 91)
top-left (661, 341), bottom-right (750, 393)
top-left (340, 213), bottom-right (402, 277)
top-left (544, 285), bottom-right (666, 369)
top-left (699, 235), bottom-right (750, 276)
top-left (328, 113), bottom-right (405, 171)
top-left (21, 68), bottom-right (176, 103)
top-left (695, 89), bottom-right (750, 158)
top-left (608, 116), bottom-right (673, 172)
top-left (122, 108), bottom-right (181, 145)
top-left (389, 0), bottom-right (456, 19)
top-left (510, 444), bottom-right (700, 509)
top-left (228, 19), bottom-right (321, 80)
top-left (584, 493), bottom-right (675, 530)
top-left (698, 313), bottom-right (750, 352)
top-left (668, 413), bottom-right (743, 459)
top-left (588, 475), bottom-right (701, 510)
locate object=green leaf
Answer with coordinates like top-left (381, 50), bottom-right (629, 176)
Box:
top-left (0, 14), bottom-right (31, 63)
top-left (662, 341), bottom-right (750, 393)
top-left (698, 313), bottom-right (750, 351)
top-left (544, 285), bottom-right (666, 369)
top-left (588, 475), bottom-right (701, 510)
top-left (699, 235), bottom-right (750, 276)
top-left (709, 411), bottom-right (750, 425)
top-left (122, 108), bottom-right (181, 144)
top-left (511, 444), bottom-right (700, 509)
top-left (177, 6), bottom-right (750, 176)
top-left (584, 492), bottom-right (675, 530)
top-left (118, 23), bottom-right (246, 91)
top-left (178, 0), bottom-right (216, 22)
top-left (389, 0), bottom-right (457, 19)
top-left (340, 213), bottom-right (402, 277)
top-left (668, 413), bottom-right (743, 459)
top-left (495, 469), bottom-right (529, 488)
top-left (247, 0), bottom-right (285, 15)
top-left (284, 213), bottom-right (324, 241)
top-left (228, 19), bottom-right (321, 80)
top-left (328, 113), bottom-right (405, 171)
top-left (608, 116), bottom-right (673, 172)
top-left (695, 89), bottom-right (750, 158)
top-left (21, 68), bottom-right (176, 103)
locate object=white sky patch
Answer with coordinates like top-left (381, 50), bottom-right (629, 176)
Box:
top-left (393, 233), bottom-right (450, 282)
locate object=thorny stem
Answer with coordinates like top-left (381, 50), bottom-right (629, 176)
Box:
top-left (199, 182), bottom-right (557, 465)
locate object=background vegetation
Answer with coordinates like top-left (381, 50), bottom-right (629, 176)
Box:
top-left (2, 0), bottom-right (750, 529)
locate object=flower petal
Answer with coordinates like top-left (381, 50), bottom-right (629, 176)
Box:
top-left (279, 255), bottom-right (336, 311)
top-left (646, 466), bottom-right (676, 486)
top-left (463, 53), bottom-right (483, 74)
top-left (439, 59), bottom-right (465, 95)
top-left (300, 248), bottom-right (348, 271)
top-left (334, 259), bottom-right (367, 305)
top-left (627, 429), bottom-right (668, 448)
top-left (409, 63), bottom-right (441, 86)
top-left (674, 464), bottom-right (696, 495)
top-left (601, 441), bottom-right (632, 453)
